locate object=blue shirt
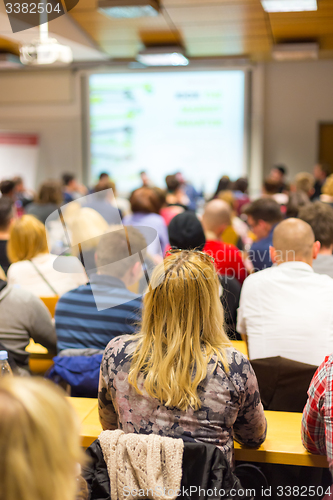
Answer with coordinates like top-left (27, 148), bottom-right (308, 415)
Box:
top-left (249, 227), bottom-right (275, 272)
top-left (56, 274), bottom-right (142, 352)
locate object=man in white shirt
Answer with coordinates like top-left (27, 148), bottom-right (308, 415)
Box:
top-left (237, 218), bottom-right (333, 367)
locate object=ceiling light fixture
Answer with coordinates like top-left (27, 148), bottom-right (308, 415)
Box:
top-left (98, 0), bottom-right (160, 18)
top-left (261, 0), bottom-right (317, 12)
top-left (136, 45), bottom-right (189, 66)
top-left (272, 42), bottom-right (319, 60)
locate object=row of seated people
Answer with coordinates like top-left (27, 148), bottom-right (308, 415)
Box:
top-left (1, 227), bottom-right (333, 496)
top-left (1, 241), bottom-right (333, 500)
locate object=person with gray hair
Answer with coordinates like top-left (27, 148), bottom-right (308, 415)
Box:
top-left (237, 218), bottom-right (333, 366)
top-left (56, 226), bottom-right (146, 352)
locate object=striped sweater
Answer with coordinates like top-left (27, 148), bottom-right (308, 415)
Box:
top-left (56, 274), bottom-right (142, 352)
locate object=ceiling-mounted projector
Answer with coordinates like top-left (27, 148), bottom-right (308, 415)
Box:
top-left (20, 38), bottom-right (73, 65)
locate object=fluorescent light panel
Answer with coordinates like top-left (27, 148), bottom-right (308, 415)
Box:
top-left (261, 0), bottom-right (317, 12)
top-left (136, 47), bottom-right (189, 66)
top-left (98, 0), bottom-right (159, 18)
top-left (272, 43), bottom-right (318, 60)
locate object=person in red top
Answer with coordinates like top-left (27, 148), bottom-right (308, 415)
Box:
top-left (201, 199), bottom-right (248, 284)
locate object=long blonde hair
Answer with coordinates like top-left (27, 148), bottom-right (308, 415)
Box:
top-left (7, 215), bottom-right (48, 262)
top-left (128, 250), bottom-right (231, 411)
top-left (0, 377), bottom-right (84, 500)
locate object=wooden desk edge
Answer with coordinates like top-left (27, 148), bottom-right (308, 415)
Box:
top-left (234, 447), bottom-right (329, 468)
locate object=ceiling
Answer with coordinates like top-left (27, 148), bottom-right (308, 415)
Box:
top-left (1, 0), bottom-right (333, 62)
top-left (68, 0), bottom-right (333, 61)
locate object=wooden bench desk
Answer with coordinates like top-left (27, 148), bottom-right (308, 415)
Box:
top-left (26, 339), bottom-right (54, 374)
top-left (70, 398), bottom-right (328, 468)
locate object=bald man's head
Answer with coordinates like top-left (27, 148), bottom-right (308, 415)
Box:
top-left (202, 199), bottom-right (231, 237)
top-left (272, 218), bottom-right (317, 264)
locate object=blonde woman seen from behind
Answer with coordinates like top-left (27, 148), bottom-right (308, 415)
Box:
top-left (98, 250), bottom-right (267, 467)
top-left (0, 377), bottom-right (86, 500)
top-left (7, 215), bottom-right (87, 297)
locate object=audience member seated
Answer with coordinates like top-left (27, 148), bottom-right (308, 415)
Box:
top-left (244, 198), bottom-right (282, 271)
top-left (302, 355), bottom-right (333, 476)
top-left (299, 201), bottom-right (333, 279)
top-left (13, 176), bottom-right (34, 209)
top-left (165, 174), bottom-right (190, 210)
top-left (237, 218), bottom-right (333, 366)
top-left (0, 276), bottom-right (56, 374)
top-left (0, 179), bottom-right (16, 200)
top-left (201, 199), bottom-right (247, 284)
top-left (0, 197), bottom-right (14, 275)
top-left (61, 205), bottom-right (109, 275)
top-left (123, 187), bottom-right (169, 255)
top-left (262, 178), bottom-right (288, 206)
top-left (7, 215), bottom-right (87, 297)
top-left (320, 174), bottom-right (333, 207)
top-left (26, 179), bottom-right (63, 224)
top-left (285, 191), bottom-right (310, 218)
top-left (167, 211), bottom-right (241, 337)
top-left (213, 175), bottom-right (231, 198)
top-left (217, 190), bottom-right (252, 250)
top-left (62, 173), bottom-right (87, 204)
top-left (268, 164), bottom-right (289, 193)
top-left (0, 377), bottom-right (86, 500)
top-left (312, 162), bottom-right (331, 200)
top-left (56, 226), bottom-right (145, 352)
top-left (232, 177), bottom-right (250, 216)
top-left (82, 182), bottom-right (122, 224)
top-left (294, 172), bottom-right (315, 199)
top-left (98, 250), bottom-right (267, 469)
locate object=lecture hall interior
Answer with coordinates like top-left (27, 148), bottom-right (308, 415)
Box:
top-left (1, 1), bottom-right (333, 500)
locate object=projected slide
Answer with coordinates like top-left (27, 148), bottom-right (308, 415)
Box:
top-left (89, 71), bottom-right (245, 194)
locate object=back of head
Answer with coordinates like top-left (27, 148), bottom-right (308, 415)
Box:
top-left (234, 177), bottom-right (248, 193)
top-left (62, 173), bottom-right (75, 186)
top-left (37, 180), bottom-right (63, 206)
top-left (322, 174), bottom-right (333, 197)
top-left (263, 178), bottom-right (282, 195)
top-left (129, 250), bottom-right (230, 411)
top-left (0, 377), bottom-right (83, 500)
top-left (8, 215), bottom-right (48, 262)
top-left (272, 218), bottom-right (315, 263)
top-left (168, 212), bottom-right (206, 250)
top-left (96, 225), bottom-right (147, 278)
top-left (0, 180), bottom-right (16, 197)
top-left (93, 180), bottom-right (116, 199)
top-left (67, 207), bottom-right (109, 250)
top-left (319, 163), bottom-right (332, 178)
top-left (299, 201), bottom-right (333, 249)
top-left (165, 174), bottom-right (181, 193)
top-left (244, 197), bottom-right (282, 224)
top-left (295, 172), bottom-right (315, 194)
top-left (286, 191), bottom-right (310, 218)
top-left (202, 199), bottom-right (231, 232)
top-left (0, 197), bottom-right (14, 231)
top-left (130, 187), bottom-right (160, 214)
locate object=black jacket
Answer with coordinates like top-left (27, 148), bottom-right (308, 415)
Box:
top-left (82, 439), bottom-right (254, 500)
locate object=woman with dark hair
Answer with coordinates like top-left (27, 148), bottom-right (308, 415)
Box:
top-left (122, 187), bottom-right (169, 255)
top-left (26, 180), bottom-right (63, 224)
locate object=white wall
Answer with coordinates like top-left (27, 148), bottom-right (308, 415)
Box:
top-left (2, 61), bottom-right (333, 192)
top-left (264, 60), bottom-right (333, 182)
top-left (0, 69), bottom-right (83, 187)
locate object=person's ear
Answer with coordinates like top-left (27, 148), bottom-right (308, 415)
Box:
top-left (312, 240), bottom-right (321, 260)
top-left (270, 246), bottom-right (277, 264)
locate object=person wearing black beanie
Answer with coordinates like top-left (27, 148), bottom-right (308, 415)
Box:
top-left (168, 212), bottom-right (205, 251)
top-left (167, 211), bottom-right (241, 340)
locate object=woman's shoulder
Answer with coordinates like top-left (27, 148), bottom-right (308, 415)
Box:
top-left (103, 334), bottom-right (138, 365)
top-left (212, 347), bottom-right (254, 389)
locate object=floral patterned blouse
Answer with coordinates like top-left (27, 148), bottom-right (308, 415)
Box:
top-left (98, 335), bottom-right (267, 466)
